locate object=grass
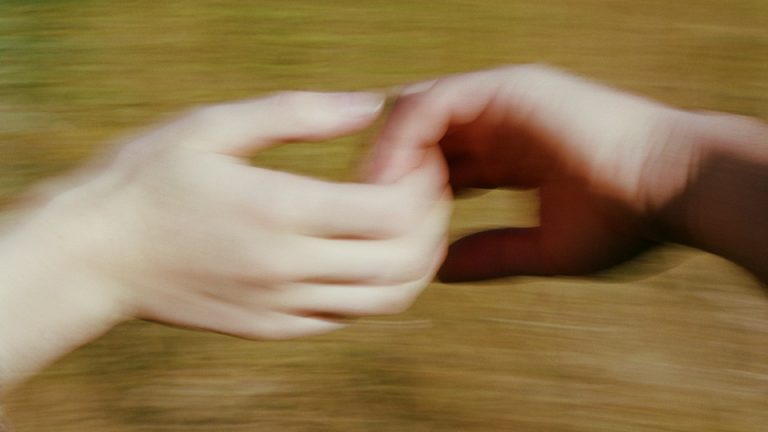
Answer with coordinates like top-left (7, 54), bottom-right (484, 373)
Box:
top-left (2, 0), bottom-right (767, 430)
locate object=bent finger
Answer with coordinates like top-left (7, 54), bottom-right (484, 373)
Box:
top-left (140, 294), bottom-right (347, 340)
top-left (274, 259), bottom-right (440, 317)
top-left (366, 71), bottom-right (503, 183)
top-left (438, 227), bottom-right (552, 282)
top-left (285, 196), bottom-right (451, 283)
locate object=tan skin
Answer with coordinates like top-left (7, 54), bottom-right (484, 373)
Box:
top-left (422, 95), bottom-right (654, 279)
top-left (1, 65), bottom-right (765, 403)
top-left (368, 65), bottom-right (767, 283)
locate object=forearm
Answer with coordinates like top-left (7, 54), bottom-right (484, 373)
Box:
top-left (660, 112), bottom-right (768, 283)
top-left (0, 193), bottom-right (124, 395)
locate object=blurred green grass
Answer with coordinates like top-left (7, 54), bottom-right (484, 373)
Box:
top-left (2, 1), bottom-right (767, 431)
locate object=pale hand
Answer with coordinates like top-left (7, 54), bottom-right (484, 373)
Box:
top-left (0, 91), bottom-right (450, 391)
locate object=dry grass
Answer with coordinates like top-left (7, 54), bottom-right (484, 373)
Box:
top-left (2, 0), bottom-right (767, 430)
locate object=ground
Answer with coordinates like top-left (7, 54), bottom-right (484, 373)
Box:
top-left (1, 1), bottom-right (767, 430)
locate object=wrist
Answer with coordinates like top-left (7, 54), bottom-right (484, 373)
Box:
top-left (0, 185), bottom-right (128, 393)
top-left (653, 111), bottom-right (768, 281)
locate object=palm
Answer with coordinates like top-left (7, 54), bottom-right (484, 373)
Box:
top-left (370, 66), bottom-right (676, 281)
top-left (436, 118), bottom-right (652, 281)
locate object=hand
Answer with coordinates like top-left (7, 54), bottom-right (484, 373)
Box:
top-left (87, 91), bottom-right (450, 337)
top-left (367, 65), bottom-right (693, 281)
top-left (1, 91), bottom-right (450, 390)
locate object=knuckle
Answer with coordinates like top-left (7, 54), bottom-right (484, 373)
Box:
top-left (244, 242), bottom-right (295, 282)
top-left (264, 254), bottom-right (296, 282)
top-left (370, 290), bottom-right (417, 315)
top-left (392, 244), bottom-right (434, 282)
top-left (381, 186), bottom-right (429, 236)
top-left (412, 253), bottom-right (435, 280)
top-left (189, 104), bottom-right (229, 127)
top-left (508, 63), bottom-right (556, 76)
top-left (264, 193), bottom-right (304, 229)
top-left (383, 204), bottom-right (420, 237)
top-left (248, 321), bottom-right (288, 340)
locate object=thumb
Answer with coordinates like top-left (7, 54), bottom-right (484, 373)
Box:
top-left (438, 227), bottom-right (556, 282)
top-left (180, 91), bottom-right (384, 156)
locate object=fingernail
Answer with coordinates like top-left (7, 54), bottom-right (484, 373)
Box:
top-left (336, 92), bottom-right (385, 118)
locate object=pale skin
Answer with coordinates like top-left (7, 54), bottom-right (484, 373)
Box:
top-left (2, 64), bottom-right (767, 399)
top-left (367, 65), bottom-right (767, 283)
top-left (0, 91), bottom-right (451, 394)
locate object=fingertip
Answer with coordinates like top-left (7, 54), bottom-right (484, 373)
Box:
top-left (297, 91), bottom-right (384, 134)
top-left (332, 91), bottom-right (385, 120)
top-left (296, 318), bottom-right (350, 338)
top-left (263, 314), bottom-right (350, 340)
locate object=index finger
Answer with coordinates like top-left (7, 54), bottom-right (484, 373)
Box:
top-left (225, 145), bottom-right (447, 239)
top-left (365, 71), bottom-right (503, 184)
top-left (161, 91), bottom-right (384, 157)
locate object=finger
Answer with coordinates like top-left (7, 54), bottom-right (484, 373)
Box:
top-left (273, 252), bottom-right (442, 317)
top-left (367, 64), bottom-right (633, 184)
top-left (139, 294), bottom-right (347, 340)
top-left (283, 196), bottom-right (450, 284)
top-left (174, 91), bottom-right (384, 156)
top-left (366, 71), bottom-right (503, 183)
top-left (438, 227), bottom-right (554, 282)
top-left (223, 309), bottom-right (348, 340)
top-left (228, 147), bottom-right (447, 239)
